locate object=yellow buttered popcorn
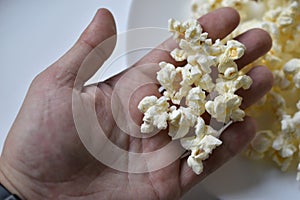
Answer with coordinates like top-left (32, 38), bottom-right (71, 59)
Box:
top-left (191, 0), bottom-right (300, 180)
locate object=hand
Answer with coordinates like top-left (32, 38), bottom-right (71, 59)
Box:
top-left (0, 8), bottom-right (273, 200)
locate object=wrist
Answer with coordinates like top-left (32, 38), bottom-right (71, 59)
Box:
top-left (0, 157), bottom-right (51, 200)
top-left (0, 183), bottom-right (21, 200)
top-left (0, 164), bottom-right (25, 200)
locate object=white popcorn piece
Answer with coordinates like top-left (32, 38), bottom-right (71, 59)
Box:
top-left (216, 40), bottom-right (245, 79)
top-left (194, 117), bottom-right (206, 138)
top-left (272, 134), bottom-right (297, 159)
top-left (157, 62), bottom-right (179, 93)
top-left (181, 121), bottom-right (222, 173)
top-left (283, 59), bottom-right (300, 74)
top-left (138, 96), bottom-right (170, 133)
top-left (180, 64), bottom-right (202, 86)
top-left (169, 107), bottom-right (197, 140)
top-left (187, 156), bottom-right (203, 175)
top-left (225, 40), bottom-right (246, 60)
top-left (217, 60), bottom-right (238, 79)
top-left (273, 70), bottom-right (291, 89)
top-left (269, 91), bottom-right (287, 118)
top-left (188, 54), bottom-right (216, 74)
top-left (191, 135), bottom-right (222, 160)
top-left (276, 1), bottom-right (298, 27)
top-left (250, 130), bottom-right (275, 154)
top-left (157, 62), bottom-right (191, 105)
top-left (283, 59), bottom-right (300, 88)
top-left (168, 19), bottom-right (184, 42)
top-left (183, 19), bottom-right (203, 43)
top-left (138, 96), bottom-right (158, 113)
top-left (194, 73), bottom-right (215, 93)
top-left (170, 48), bottom-right (187, 62)
top-left (182, 134), bottom-right (222, 174)
top-left (216, 74), bottom-right (253, 94)
top-left (186, 87), bottom-right (206, 116)
top-left (205, 39), bottom-right (225, 56)
top-left (168, 18), bottom-right (203, 43)
top-left (281, 115), bottom-right (295, 134)
top-left (205, 93), bottom-right (244, 123)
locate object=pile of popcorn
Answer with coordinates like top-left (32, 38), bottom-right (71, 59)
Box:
top-left (190, 0), bottom-right (300, 180)
top-left (138, 18), bottom-right (252, 174)
top-left (138, 0), bottom-right (300, 179)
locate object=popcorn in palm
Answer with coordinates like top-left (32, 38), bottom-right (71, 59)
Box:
top-left (138, 17), bottom-right (250, 175)
top-left (205, 93), bottom-right (244, 123)
top-left (168, 106), bottom-right (197, 139)
top-left (138, 96), bottom-right (170, 133)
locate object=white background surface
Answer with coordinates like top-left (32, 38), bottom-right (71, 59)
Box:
top-left (1, 1), bottom-right (300, 199)
top-left (0, 0), bottom-right (132, 151)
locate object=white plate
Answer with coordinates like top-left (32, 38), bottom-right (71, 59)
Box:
top-left (127, 0), bottom-right (300, 199)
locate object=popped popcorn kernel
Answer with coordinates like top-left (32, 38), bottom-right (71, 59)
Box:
top-left (169, 106), bottom-right (197, 140)
top-left (205, 93), bottom-right (244, 123)
top-left (186, 87), bottom-right (206, 116)
top-left (138, 96), bottom-right (170, 133)
top-left (283, 58), bottom-right (300, 88)
top-left (246, 130), bottom-right (275, 159)
top-left (181, 122), bottom-right (222, 174)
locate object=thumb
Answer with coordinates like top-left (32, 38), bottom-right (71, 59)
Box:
top-left (50, 8), bottom-right (117, 89)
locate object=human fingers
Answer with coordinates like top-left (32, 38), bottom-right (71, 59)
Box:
top-left (139, 7), bottom-right (240, 65)
top-left (106, 7), bottom-right (240, 87)
top-left (44, 8), bottom-right (117, 89)
top-left (180, 116), bottom-right (256, 194)
top-left (235, 28), bottom-right (272, 69)
top-left (239, 65), bottom-right (274, 109)
top-left (232, 28), bottom-right (273, 108)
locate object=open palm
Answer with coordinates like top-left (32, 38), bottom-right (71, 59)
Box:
top-left (0, 8), bottom-right (273, 200)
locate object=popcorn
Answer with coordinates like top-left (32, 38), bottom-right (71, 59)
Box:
top-left (186, 87), bottom-right (206, 116)
top-left (168, 18), bottom-right (204, 43)
top-left (170, 48), bottom-right (187, 62)
top-left (223, 40), bottom-right (246, 61)
top-left (191, 0), bottom-right (300, 180)
top-left (194, 73), bottom-right (215, 93)
top-left (181, 119), bottom-right (222, 174)
top-left (245, 130), bottom-right (275, 160)
top-left (272, 134), bottom-right (297, 158)
top-left (205, 93), bottom-right (244, 123)
top-left (281, 115), bottom-right (295, 134)
top-left (169, 106), bottom-right (197, 140)
top-left (215, 75), bottom-right (253, 94)
top-left (283, 59), bottom-right (300, 88)
top-left (138, 96), bottom-right (170, 133)
top-left (186, 135), bottom-right (222, 174)
top-left (273, 70), bottom-right (290, 89)
top-left (138, 17), bottom-right (250, 175)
